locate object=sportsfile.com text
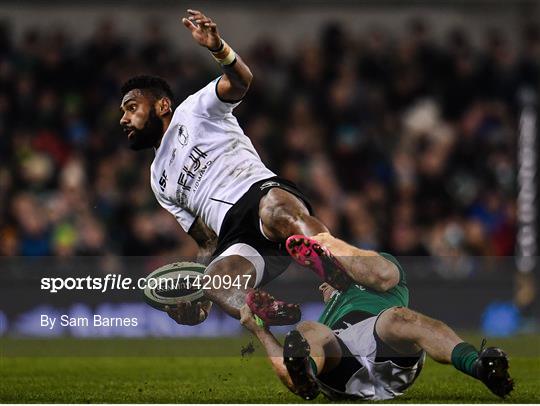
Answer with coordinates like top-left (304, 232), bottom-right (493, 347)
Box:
top-left (40, 274), bottom-right (252, 293)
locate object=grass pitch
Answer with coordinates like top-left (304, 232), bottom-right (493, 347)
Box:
top-left (1, 334), bottom-right (539, 403)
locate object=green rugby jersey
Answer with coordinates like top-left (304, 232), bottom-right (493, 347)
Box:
top-left (318, 253), bottom-right (409, 329)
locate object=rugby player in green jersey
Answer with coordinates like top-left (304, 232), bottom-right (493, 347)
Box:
top-left (241, 233), bottom-right (514, 401)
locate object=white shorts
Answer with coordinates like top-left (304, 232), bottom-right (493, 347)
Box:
top-left (206, 243), bottom-right (265, 287)
top-left (317, 311), bottom-right (425, 401)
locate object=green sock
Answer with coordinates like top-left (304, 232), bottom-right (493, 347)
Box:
top-left (451, 342), bottom-right (479, 378)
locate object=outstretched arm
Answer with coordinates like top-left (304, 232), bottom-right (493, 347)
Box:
top-left (182, 9), bottom-right (253, 102)
top-left (239, 306), bottom-right (295, 391)
top-left (313, 233), bottom-right (400, 292)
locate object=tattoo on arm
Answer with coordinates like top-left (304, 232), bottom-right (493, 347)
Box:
top-left (188, 217), bottom-right (218, 264)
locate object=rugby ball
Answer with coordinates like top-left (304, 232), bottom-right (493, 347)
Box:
top-left (143, 261), bottom-right (205, 311)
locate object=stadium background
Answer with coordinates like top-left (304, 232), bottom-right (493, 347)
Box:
top-left (0, 0), bottom-right (539, 338)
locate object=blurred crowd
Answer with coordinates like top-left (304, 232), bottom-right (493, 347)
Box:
top-left (0, 17), bottom-right (538, 268)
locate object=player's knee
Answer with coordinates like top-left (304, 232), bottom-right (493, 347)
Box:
top-left (297, 320), bottom-right (320, 333)
top-left (298, 321), bottom-right (334, 344)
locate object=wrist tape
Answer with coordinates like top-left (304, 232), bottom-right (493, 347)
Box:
top-left (211, 40), bottom-right (236, 66)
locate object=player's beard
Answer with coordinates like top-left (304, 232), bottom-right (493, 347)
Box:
top-left (127, 109), bottom-right (163, 151)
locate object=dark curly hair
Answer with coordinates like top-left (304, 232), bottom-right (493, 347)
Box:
top-left (120, 75), bottom-right (175, 106)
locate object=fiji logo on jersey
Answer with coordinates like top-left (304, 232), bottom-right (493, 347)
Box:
top-left (178, 125), bottom-right (189, 147)
top-left (159, 169), bottom-right (168, 192)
